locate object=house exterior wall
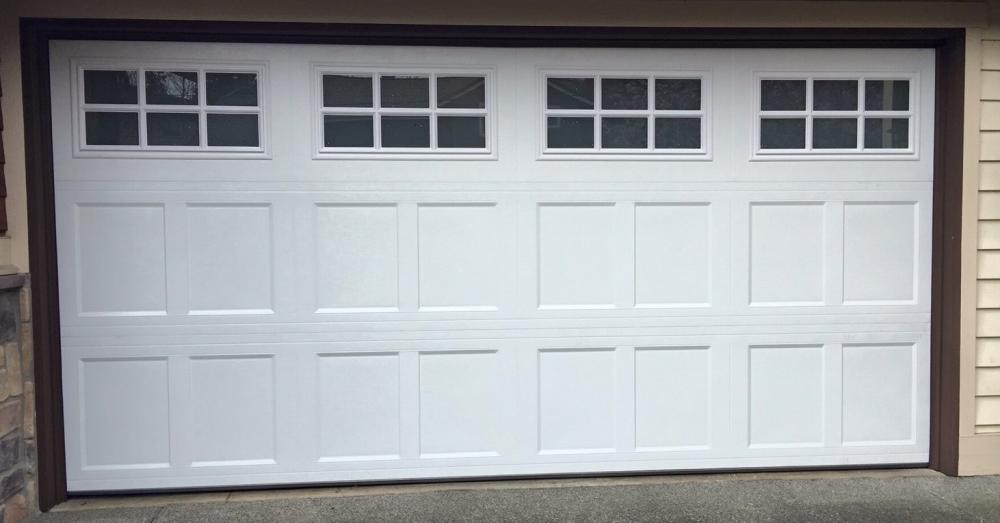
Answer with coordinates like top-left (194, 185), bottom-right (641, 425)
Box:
top-left (0, 0), bottom-right (996, 482)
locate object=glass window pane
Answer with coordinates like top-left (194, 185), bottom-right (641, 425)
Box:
top-left (145, 72), bottom-right (198, 105)
top-left (207, 114), bottom-right (259, 147)
top-left (547, 117), bottom-right (594, 148)
top-left (84, 112), bottom-right (139, 145)
top-left (761, 80), bottom-right (807, 111)
top-left (655, 117), bottom-right (701, 149)
top-left (381, 116), bottom-right (430, 147)
top-left (601, 78), bottom-right (647, 110)
top-left (323, 75), bottom-right (373, 108)
top-left (865, 80), bottom-right (910, 111)
top-left (760, 118), bottom-right (806, 149)
top-left (864, 118), bottom-right (909, 149)
top-left (601, 117), bottom-right (647, 149)
top-left (84, 70), bottom-right (138, 105)
top-left (146, 112), bottom-right (199, 146)
top-left (813, 80), bottom-right (858, 111)
top-left (380, 76), bottom-right (429, 108)
top-left (437, 116), bottom-right (486, 148)
top-left (323, 115), bottom-right (374, 148)
top-left (437, 77), bottom-right (486, 109)
top-left (206, 73), bottom-right (258, 106)
top-left (655, 79), bottom-right (701, 111)
top-left (813, 118), bottom-right (858, 149)
top-left (547, 78), bottom-right (594, 110)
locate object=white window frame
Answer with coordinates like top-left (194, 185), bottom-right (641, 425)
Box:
top-left (72, 60), bottom-right (269, 159)
top-left (538, 69), bottom-right (711, 161)
top-left (312, 65), bottom-right (496, 160)
top-left (752, 72), bottom-right (918, 161)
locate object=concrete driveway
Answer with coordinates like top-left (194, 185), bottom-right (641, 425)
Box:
top-left (29, 469), bottom-right (1000, 522)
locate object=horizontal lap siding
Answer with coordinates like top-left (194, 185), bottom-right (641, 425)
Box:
top-left (977, 39), bottom-right (1000, 432)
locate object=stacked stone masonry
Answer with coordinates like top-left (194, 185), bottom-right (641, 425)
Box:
top-left (0, 276), bottom-right (35, 522)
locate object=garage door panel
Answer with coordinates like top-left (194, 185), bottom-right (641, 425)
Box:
top-left (314, 203), bottom-right (400, 312)
top-left (76, 203), bottom-right (168, 316)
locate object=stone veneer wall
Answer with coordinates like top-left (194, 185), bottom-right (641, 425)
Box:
top-left (0, 275), bottom-right (35, 521)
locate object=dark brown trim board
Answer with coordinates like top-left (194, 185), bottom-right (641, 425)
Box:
top-left (18, 19), bottom-right (965, 511)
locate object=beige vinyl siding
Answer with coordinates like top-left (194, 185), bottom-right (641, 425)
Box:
top-left (977, 35), bottom-right (1000, 432)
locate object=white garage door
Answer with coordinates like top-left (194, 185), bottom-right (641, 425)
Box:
top-left (49, 40), bottom-right (934, 492)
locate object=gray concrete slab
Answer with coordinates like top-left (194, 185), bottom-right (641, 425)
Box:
top-left (31, 470), bottom-right (1000, 522)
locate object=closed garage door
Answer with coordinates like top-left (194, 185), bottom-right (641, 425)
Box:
top-left (49, 41), bottom-right (934, 492)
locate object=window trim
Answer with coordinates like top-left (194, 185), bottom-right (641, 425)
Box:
top-left (537, 68), bottom-right (712, 161)
top-left (312, 64), bottom-right (497, 160)
top-left (752, 71), bottom-right (919, 161)
top-left (72, 60), bottom-right (270, 159)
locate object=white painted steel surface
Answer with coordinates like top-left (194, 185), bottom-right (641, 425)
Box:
top-left (50, 41), bottom-right (935, 491)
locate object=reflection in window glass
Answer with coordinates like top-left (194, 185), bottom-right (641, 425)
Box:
top-left (601, 118), bottom-right (647, 149)
top-left (437, 77), bottom-right (486, 109)
top-left (323, 75), bottom-right (373, 108)
top-left (324, 115), bottom-right (374, 148)
top-left (206, 73), bottom-right (258, 106)
top-left (381, 116), bottom-right (430, 147)
top-left (655, 118), bottom-right (701, 149)
top-left (813, 80), bottom-right (858, 111)
top-left (84, 70), bottom-right (138, 105)
top-left (864, 118), bottom-right (909, 149)
top-left (761, 80), bottom-right (807, 111)
top-left (547, 117), bottom-right (594, 148)
top-left (438, 116), bottom-right (486, 148)
top-left (146, 112), bottom-right (199, 146)
top-left (145, 72), bottom-right (198, 105)
top-left (547, 78), bottom-right (594, 110)
top-left (760, 118), bottom-right (806, 149)
top-left (865, 80), bottom-right (910, 111)
top-left (601, 78), bottom-right (647, 110)
top-left (813, 118), bottom-right (858, 149)
top-left (207, 114), bottom-right (259, 147)
top-left (655, 79), bottom-right (701, 111)
top-left (380, 76), bottom-right (429, 108)
top-left (84, 112), bottom-right (139, 145)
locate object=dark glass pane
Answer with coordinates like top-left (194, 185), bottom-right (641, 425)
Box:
top-left (655, 117), bottom-right (701, 149)
top-left (437, 77), bottom-right (486, 109)
top-left (84, 112), bottom-right (139, 145)
top-left (145, 72), bottom-right (198, 105)
top-left (207, 114), bottom-right (259, 147)
top-left (206, 73), bottom-right (258, 106)
top-left (322, 75), bottom-right (372, 108)
top-left (323, 115), bottom-right (374, 148)
top-left (547, 117), bottom-right (594, 148)
top-left (381, 116), bottom-right (430, 147)
top-left (813, 80), bottom-right (858, 111)
top-left (83, 70), bottom-right (138, 104)
top-left (655, 79), bottom-right (701, 111)
top-left (380, 76), bottom-right (429, 108)
top-left (146, 112), bottom-right (199, 146)
top-left (437, 116), bottom-right (486, 148)
top-left (813, 118), bottom-right (858, 149)
top-left (865, 80), bottom-right (910, 111)
top-left (601, 117), bottom-right (647, 149)
top-left (864, 118), bottom-right (909, 149)
top-left (547, 78), bottom-right (594, 110)
top-left (760, 118), bottom-right (806, 149)
top-left (601, 78), bottom-right (647, 110)
top-left (761, 80), bottom-right (807, 111)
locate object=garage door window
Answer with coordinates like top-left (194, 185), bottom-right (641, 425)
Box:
top-left (318, 70), bottom-right (491, 156)
top-left (756, 76), bottom-right (913, 156)
top-left (543, 74), bottom-right (706, 157)
top-left (78, 65), bottom-right (265, 155)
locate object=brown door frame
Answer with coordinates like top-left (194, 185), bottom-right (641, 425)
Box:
top-left (19, 19), bottom-right (965, 511)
